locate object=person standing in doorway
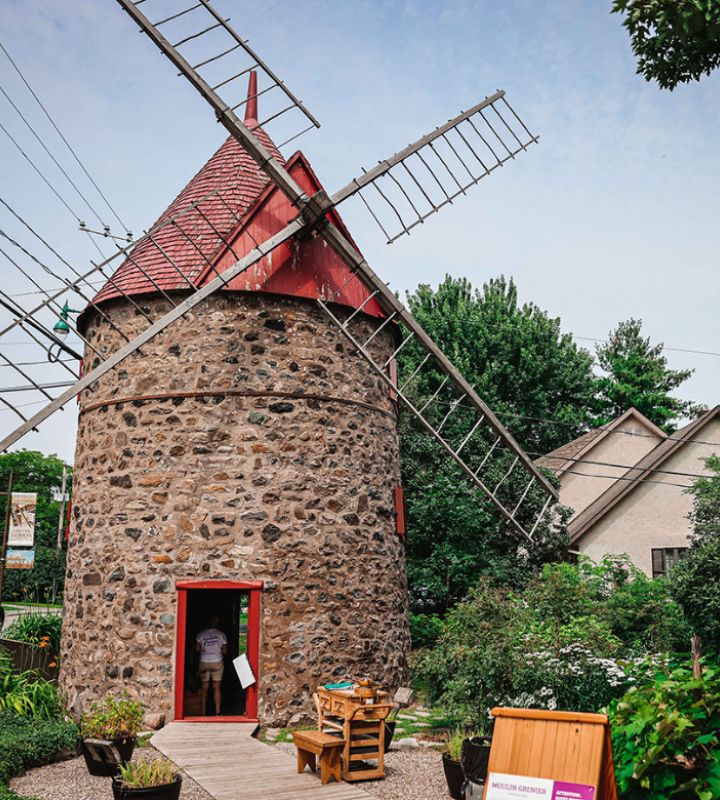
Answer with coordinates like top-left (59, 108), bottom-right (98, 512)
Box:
top-left (196, 613), bottom-right (227, 716)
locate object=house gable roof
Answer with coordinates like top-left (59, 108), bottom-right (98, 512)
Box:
top-left (536, 408), bottom-right (666, 475)
top-left (568, 406), bottom-right (720, 543)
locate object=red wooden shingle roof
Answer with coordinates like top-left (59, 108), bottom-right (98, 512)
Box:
top-left (92, 128), bottom-right (283, 305)
top-left (87, 72), bottom-right (384, 322)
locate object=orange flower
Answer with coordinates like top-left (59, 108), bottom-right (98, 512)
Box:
top-left (39, 642), bottom-right (46, 648)
top-left (49, 662), bottom-right (57, 668)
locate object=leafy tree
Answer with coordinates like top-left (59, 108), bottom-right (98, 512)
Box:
top-left (612, 0), bottom-right (720, 90)
top-left (398, 276), bottom-right (588, 608)
top-left (685, 454), bottom-right (720, 543)
top-left (592, 318), bottom-right (702, 431)
top-left (671, 456), bottom-right (720, 652)
top-left (0, 451), bottom-right (70, 603)
top-left (401, 276), bottom-right (595, 455)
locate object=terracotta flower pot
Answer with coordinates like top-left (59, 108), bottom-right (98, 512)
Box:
top-left (442, 753), bottom-right (464, 800)
top-left (80, 737), bottom-right (137, 778)
top-left (112, 775), bottom-right (182, 800)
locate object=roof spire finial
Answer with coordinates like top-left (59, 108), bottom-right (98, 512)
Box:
top-left (244, 70), bottom-right (258, 125)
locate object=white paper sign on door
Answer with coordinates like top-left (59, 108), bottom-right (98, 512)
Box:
top-left (485, 773), bottom-right (554, 800)
top-left (233, 653), bottom-right (256, 689)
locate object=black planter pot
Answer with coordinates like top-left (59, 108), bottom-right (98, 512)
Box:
top-left (80, 738), bottom-right (137, 778)
top-left (442, 753), bottom-right (464, 800)
top-left (383, 721), bottom-right (396, 754)
top-left (461, 737), bottom-right (492, 785)
top-left (112, 775), bottom-right (182, 800)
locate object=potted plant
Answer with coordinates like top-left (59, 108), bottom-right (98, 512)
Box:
top-left (461, 735), bottom-right (492, 795)
top-left (442, 730), bottom-right (465, 800)
top-left (113, 756), bottom-right (182, 800)
top-left (383, 708), bottom-right (398, 754)
top-left (79, 692), bottom-right (145, 777)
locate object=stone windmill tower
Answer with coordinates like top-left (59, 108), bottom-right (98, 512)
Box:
top-left (61, 75), bottom-right (410, 725)
top-left (0, 1), bottom-right (556, 728)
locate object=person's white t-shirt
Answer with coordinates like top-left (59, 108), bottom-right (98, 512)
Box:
top-left (196, 628), bottom-right (227, 663)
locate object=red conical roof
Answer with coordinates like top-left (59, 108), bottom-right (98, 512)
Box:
top-left (89, 73), bottom-right (384, 322)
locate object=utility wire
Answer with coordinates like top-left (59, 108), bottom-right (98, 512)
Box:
top-left (0, 120), bottom-right (80, 222)
top-left (0, 81), bottom-right (105, 227)
top-left (0, 38), bottom-right (129, 233)
top-left (550, 466), bottom-right (691, 491)
top-left (416, 315), bottom-right (720, 359)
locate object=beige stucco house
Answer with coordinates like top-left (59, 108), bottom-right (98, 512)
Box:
top-left (536, 406), bottom-right (720, 578)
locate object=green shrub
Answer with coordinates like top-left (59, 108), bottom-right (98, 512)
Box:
top-left (3, 613), bottom-right (62, 652)
top-left (409, 613), bottom-right (444, 650)
top-left (79, 692), bottom-right (145, 740)
top-left (671, 537), bottom-right (720, 654)
top-left (609, 657), bottom-right (720, 800)
top-left (0, 709), bottom-right (79, 785)
top-left (413, 559), bottom-right (683, 724)
top-left (0, 786), bottom-right (42, 800)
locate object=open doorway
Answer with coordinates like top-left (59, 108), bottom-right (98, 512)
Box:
top-left (175, 580), bottom-right (261, 722)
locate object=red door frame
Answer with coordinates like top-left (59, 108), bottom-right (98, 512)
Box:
top-left (174, 579), bottom-right (263, 723)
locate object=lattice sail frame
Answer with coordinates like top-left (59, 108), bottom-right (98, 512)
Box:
top-left (0, 0), bottom-right (558, 540)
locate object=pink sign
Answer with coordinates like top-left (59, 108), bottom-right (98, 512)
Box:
top-left (552, 782), bottom-right (595, 800)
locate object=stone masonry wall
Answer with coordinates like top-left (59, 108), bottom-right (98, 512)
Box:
top-left (60, 291), bottom-right (410, 725)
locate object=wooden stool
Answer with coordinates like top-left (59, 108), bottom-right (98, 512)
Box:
top-left (292, 730), bottom-right (345, 785)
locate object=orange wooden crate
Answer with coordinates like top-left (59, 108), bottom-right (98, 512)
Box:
top-left (484, 708), bottom-right (617, 800)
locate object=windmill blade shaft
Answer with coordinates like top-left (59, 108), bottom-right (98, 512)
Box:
top-left (315, 219), bottom-right (558, 537)
top-left (330, 91), bottom-right (507, 205)
top-left (328, 92), bottom-right (539, 243)
top-left (0, 218), bottom-right (303, 454)
top-left (115, 0), bottom-right (312, 209)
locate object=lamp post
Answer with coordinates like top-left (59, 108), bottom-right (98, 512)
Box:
top-left (48, 302), bottom-right (81, 362)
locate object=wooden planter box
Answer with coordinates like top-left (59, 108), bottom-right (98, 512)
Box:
top-left (0, 638), bottom-right (59, 680)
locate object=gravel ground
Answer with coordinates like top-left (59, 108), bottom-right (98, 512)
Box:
top-left (10, 745), bottom-right (214, 800)
top-left (276, 740), bottom-right (449, 800)
top-left (13, 733), bottom-right (449, 800)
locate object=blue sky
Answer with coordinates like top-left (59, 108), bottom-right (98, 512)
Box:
top-left (1, 0), bottom-right (719, 462)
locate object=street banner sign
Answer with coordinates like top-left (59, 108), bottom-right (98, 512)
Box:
top-left (6, 549), bottom-right (35, 569)
top-left (8, 492), bottom-right (37, 547)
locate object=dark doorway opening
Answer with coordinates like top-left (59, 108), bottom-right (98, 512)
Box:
top-left (183, 587), bottom-right (249, 718)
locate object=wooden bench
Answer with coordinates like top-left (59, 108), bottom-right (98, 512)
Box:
top-left (292, 730), bottom-right (346, 785)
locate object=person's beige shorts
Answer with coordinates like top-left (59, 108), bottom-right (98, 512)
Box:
top-left (199, 661), bottom-right (224, 683)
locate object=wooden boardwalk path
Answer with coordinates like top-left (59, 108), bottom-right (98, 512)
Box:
top-left (152, 723), bottom-right (372, 800)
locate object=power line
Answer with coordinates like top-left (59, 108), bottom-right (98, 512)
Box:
top-left (7, 281), bottom-right (105, 299)
top-left (526, 451), bottom-right (710, 482)
top-left (0, 80), bottom-right (105, 227)
top-left (0, 38), bottom-right (129, 233)
top-left (0, 358), bottom-right (76, 368)
top-left (416, 314), bottom-right (720, 359)
top-left (552, 466), bottom-right (691, 491)
top-left (0, 119), bottom-right (80, 222)
top-left (404, 393), bottom-right (720, 450)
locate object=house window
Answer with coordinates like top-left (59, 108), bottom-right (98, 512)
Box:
top-left (651, 547), bottom-right (688, 579)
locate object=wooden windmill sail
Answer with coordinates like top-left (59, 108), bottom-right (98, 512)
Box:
top-left (0, 0), bottom-right (558, 539)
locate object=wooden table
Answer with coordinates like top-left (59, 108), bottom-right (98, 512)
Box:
top-left (315, 686), bottom-right (393, 782)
